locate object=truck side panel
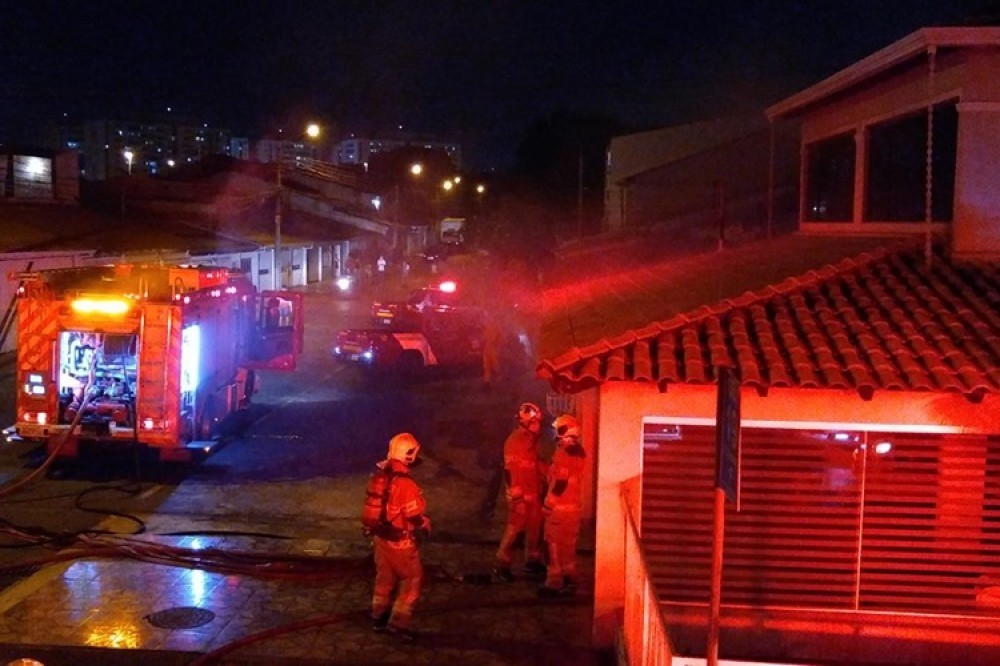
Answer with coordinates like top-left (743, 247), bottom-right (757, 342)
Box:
top-left (15, 299), bottom-right (59, 429)
top-left (136, 303), bottom-right (182, 447)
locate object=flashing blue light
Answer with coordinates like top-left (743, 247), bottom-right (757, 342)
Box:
top-left (181, 325), bottom-right (201, 392)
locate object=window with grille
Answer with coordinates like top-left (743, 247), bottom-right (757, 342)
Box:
top-left (642, 423), bottom-right (1000, 617)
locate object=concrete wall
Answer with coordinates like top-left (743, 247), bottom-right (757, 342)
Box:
top-left (953, 50), bottom-right (1000, 259)
top-left (604, 118), bottom-right (800, 239)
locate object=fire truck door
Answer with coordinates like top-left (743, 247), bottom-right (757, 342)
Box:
top-left (246, 291), bottom-right (303, 371)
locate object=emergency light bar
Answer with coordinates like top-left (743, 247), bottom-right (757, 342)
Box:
top-left (71, 298), bottom-right (131, 315)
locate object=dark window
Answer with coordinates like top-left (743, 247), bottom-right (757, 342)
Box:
top-left (805, 133), bottom-right (855, 221)
top-left (865, 102), bottom-right (957, 222)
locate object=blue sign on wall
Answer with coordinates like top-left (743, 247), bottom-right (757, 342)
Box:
top-left (715, 366), bottom-right (741, 504)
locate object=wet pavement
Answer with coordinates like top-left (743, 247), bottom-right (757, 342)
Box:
top-left (0, 521), bottom-right (598, 665)
top-left (0, 264), bottom-right (606, 665)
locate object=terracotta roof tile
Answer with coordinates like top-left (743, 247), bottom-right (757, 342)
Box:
top-left (539, 241), bottom-right (1000, 400)
top-left (632, 340), bottom-right (653, 382)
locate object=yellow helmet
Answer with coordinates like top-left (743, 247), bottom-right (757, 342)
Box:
top-left (387, 432), bottom-right (421, 465)
top-left (553, 414), bottom-right (580, 440)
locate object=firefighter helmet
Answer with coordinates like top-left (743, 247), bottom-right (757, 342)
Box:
top-left (517, 402), bottom-right (543, 427)
top-left (387, 432), bottom-right (421, 465)
top-left (554, 414), bottom-right (580, 441)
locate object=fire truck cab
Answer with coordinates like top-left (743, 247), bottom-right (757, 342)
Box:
top-left (10, 264), bottom-right (302, 461)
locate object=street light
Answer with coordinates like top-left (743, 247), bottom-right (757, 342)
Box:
top-left (123, 149), bottom-right (134, 175)
top-left (274, 123), bottom-right (321, 289)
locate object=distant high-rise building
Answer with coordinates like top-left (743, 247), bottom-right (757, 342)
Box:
top-left (229, 137), bottom-right (250, 160)
top-left (252, 136), bottom-right (327, 164)
top-left (54, 119), bottom-right (235, 180)
top-left (336, 134), bottom-right (462, 170)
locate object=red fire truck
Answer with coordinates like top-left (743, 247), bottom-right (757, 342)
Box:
top-left (9, 264), bottom-right (302, 461)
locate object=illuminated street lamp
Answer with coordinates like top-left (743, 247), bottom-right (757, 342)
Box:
top-left (123, 149), bottom-right (134, 175)
top-left (441, 179), bottom-right (454, 191)
top-left (476, 183), bottom-right (486, 194)
top-left (274, 123), bottom-right (321, 289)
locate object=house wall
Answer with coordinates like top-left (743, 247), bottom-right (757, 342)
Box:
top-left (591, 380), bottom-right (1000, 647)
top-left (954, 49), bottom-right (1000, 259)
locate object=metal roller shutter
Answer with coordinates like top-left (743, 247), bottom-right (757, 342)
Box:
top-left (642, 422), bottom-right (1000, 617)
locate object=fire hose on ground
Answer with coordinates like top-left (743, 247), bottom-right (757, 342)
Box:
top-left (0, 520), bottom-right (581, 663)
top-left (0, 369), bottom-right (99, 498)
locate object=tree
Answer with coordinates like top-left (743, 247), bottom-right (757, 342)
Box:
top-left (509, 110), bottom-right (627, 239)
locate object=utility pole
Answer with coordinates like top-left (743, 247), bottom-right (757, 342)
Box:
top-left (577, 149), bottom-right (584, 239)
top-left (716, 180), bottom-right (726, 252)
top-left (274, 152), bottom-right (283, 290)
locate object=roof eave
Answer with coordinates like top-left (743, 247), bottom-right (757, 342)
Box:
top-left (766, 27), bottom-right (1000, 121)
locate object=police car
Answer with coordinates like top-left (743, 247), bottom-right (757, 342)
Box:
top-left (370, 280), bottom-right (464, 327)
top-left (332, 306), bottom-right (485, 374)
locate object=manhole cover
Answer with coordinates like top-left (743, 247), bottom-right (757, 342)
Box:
top-left (145, 606), bottom-right (215, 629)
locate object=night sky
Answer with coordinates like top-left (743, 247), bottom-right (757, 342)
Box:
top-left (1, 1), bottom-right (994, 169)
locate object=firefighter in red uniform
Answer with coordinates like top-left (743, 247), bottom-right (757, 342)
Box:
top-left (539, 414), bottom-right (586, 597)
top-left (493, 402), bottom-right (547, 581)
top-left (362, 433), bottom-right (431, 641)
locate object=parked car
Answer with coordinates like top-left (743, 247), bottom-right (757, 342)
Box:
top-left (419, 241), bottom-right (464, 263)
top-left (332, 306), bottom-right (485, 375)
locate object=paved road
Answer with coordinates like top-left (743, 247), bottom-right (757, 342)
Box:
top-left (0, 273), bottom-right (551, 570)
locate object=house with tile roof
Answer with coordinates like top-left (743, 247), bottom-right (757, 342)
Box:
top-left (538, 27), bottom-right (1000, 665)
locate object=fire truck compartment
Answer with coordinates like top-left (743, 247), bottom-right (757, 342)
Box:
top-left (57, 330), bottom-right (138, 434)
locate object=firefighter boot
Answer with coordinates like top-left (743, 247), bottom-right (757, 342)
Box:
top-left (492, 566), bottom-right (515, 583)
top-left (522, 559), bottom-right (546, 579)
top-left (372, 610), bottom-right (391, 633)
top-left (538, 582), bottom-right (576, 598)
top-left (537, 584), bottom-right (563, 598)
top-left (388, 624), bottom-right (419, 642)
